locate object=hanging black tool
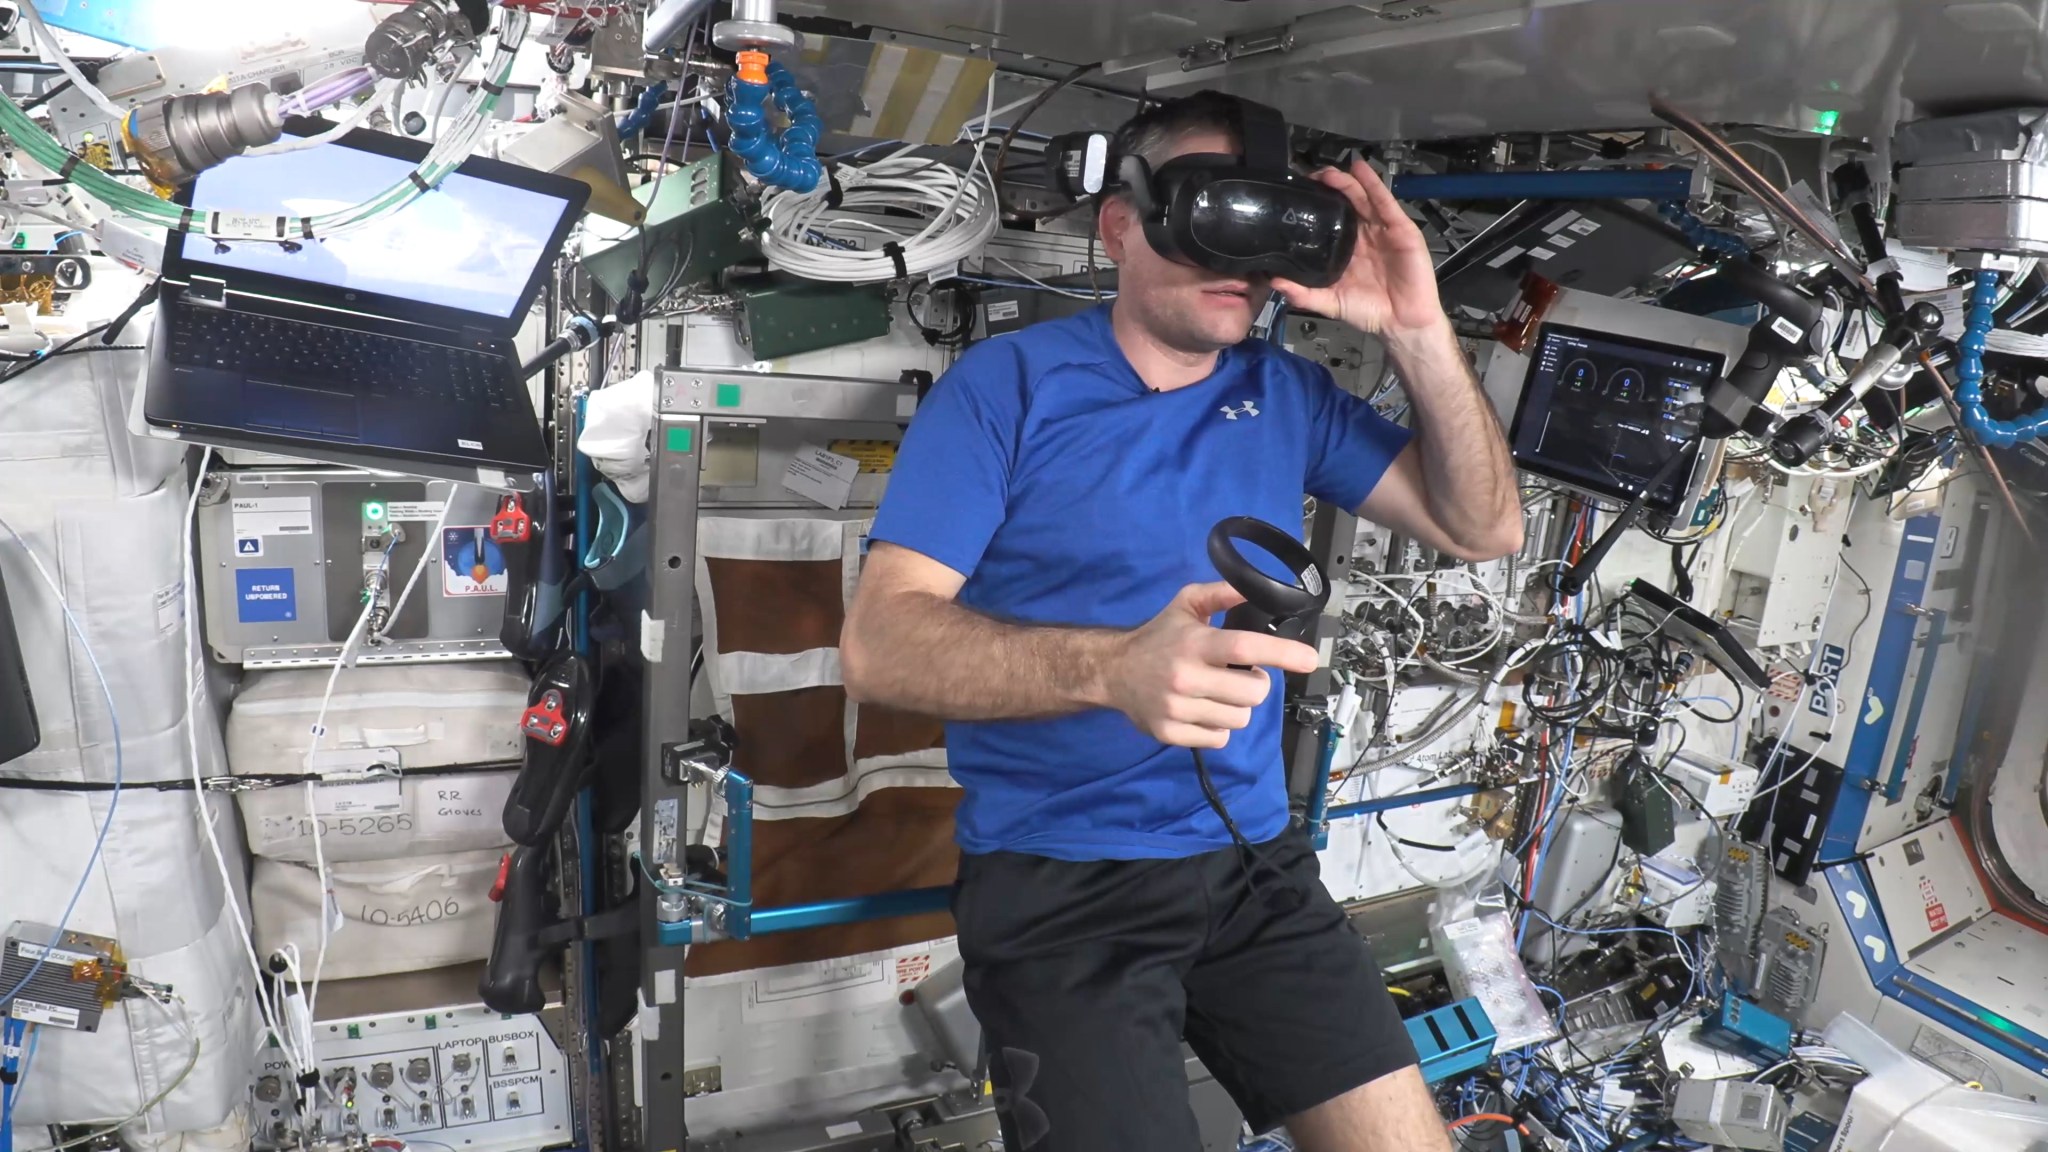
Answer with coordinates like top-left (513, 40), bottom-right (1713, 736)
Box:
top-left (478, 842), bottom-right (635, 1015)
top-left (502, 652), bottom-right (598, 846)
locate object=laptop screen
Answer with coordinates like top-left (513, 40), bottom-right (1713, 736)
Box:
top-left (179, 139), bottom-right (577, 320)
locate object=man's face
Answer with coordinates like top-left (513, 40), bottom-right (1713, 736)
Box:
top-left (1099, 128), bottom-right (1275, 355)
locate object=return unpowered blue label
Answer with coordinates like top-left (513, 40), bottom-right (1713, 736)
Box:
top-left (235, 568), bottom-right (297, 623)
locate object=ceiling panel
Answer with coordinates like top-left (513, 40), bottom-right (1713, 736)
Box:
top-left (782, 0), bottom-right (1353, 68)
top-left (808, 0), bottom-right (2048, 142)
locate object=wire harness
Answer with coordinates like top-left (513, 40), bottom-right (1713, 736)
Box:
top-left (0, 2), bottom-right (528, 242)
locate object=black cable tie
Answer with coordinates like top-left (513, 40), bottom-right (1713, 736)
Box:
top-left (0, 1068), bottom-right (16, 1086)
top-left (882, 241), bottom-right (908, 282)
top-left (275, 217), bottom-right (287, 239)
top-left (57, 153), bottom-right (81, 180)
top-left (824, 163), bottom-right (845, 210)
top-left (300, 216), bottom-right (314, 241)
top-left (407, 170), bottom-right (430, 193)
top-left (176, 208), bottom-right (196, 234)
top-left (481, 79), bottom-right (505, 97)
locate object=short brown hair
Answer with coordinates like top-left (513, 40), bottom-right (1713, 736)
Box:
top-left (1112, 91), bottom-right (1244, 181)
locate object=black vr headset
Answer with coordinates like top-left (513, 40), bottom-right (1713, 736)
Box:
top-left (1048, 93), bottom-right (1359, 289)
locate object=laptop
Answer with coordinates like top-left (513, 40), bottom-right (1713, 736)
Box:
top-left (144, 127), bottom-right (590, 488)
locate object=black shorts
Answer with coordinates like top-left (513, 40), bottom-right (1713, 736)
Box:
top-left (953, 824), bottom-right (1417, 1151)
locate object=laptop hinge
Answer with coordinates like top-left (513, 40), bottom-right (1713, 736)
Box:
top-left (187, 276), bottom-right (228, 309)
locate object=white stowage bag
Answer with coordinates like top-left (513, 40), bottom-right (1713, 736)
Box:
top-left (0, 264), bottom-right (182, 503)
top-left (2, 481), bottom-right (209, 787)
top-left (0, 467), bottom-right (262, 1141)
top-left (0, 274), bottom-right (265, 1145)
top-left (251, 849), bottom-right (503, 980)
top-left (227, 663), bottom-right (528, 864)
top-left (0, 789), bottom-right (262, 1140)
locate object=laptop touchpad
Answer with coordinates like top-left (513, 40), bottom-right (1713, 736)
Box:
top-left (244, 380), bottom-right (361, 439)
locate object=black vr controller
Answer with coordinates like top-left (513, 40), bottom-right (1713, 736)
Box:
top-left (1201, 516), bottom-right (1328, 911)
top-left (1207, 515), bottom-right (1330, 646)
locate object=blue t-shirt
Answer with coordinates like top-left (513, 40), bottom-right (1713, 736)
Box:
top-left (868, 305), bottom-right (1412, 860)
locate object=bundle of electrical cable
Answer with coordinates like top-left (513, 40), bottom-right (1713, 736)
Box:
top-left (750, 71), bottom-right (1001, 284)
top-left (1520, 622), bottom-right (1623, 728)
top-left (2, 0), bottom-right (526, 242)
top-left (753, 145), bottom-right (1001, 283)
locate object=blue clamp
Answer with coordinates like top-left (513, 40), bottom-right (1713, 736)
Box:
top-left (1658, 203), bottom-right (1749, 258)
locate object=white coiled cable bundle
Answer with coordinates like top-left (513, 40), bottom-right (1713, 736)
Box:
top-left (755, 150), bottom-right (1001, 283)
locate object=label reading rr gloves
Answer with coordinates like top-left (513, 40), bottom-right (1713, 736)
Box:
top-left (420, 775), bottom-right (515, 835)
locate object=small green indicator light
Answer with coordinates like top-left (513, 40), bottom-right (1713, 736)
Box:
top-left (716, 382), bottom-right (743, 408)
top-left (425, 1015), bottom-right (437, 1030)
top-left (1816, 109), bottom-right (1840, 134)
top-left (347, 1024), bottom-right (362, 1040)
top-left (666, 426), bottom-right (694, 453)
top-left (363, 501), bottom-right (387, 522)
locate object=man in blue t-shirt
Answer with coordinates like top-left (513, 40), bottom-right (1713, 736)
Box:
top-left (844, 93), bottom-right (1522, 1151)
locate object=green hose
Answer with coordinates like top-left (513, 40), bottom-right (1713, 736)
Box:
top-left (0, 9), bottom-right (527, 241)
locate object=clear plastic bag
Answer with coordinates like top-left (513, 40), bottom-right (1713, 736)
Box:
top-left (1431, 910), bottom-right (1559, 1052)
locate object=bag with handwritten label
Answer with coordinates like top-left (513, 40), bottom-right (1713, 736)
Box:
top-left (226, 662), bottom-right (527, 864)
top-left (251, 848), bottom-right (503, 979)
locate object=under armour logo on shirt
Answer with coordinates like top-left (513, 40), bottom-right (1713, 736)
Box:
top-left (1219, 401), bottom-right (1260, 420)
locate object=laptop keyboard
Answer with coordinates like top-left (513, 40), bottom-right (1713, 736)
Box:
top-left (167, 304), bottom-right (518, 409)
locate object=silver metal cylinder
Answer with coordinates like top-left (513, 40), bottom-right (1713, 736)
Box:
top-left (656, 889), bottom-right (688, 923)
top-left (365, 0), bottom-right (458, 80)
top-left (125, 82), bottom-right (283, 187)
top-left (713, 0), bottom-right (796, 53)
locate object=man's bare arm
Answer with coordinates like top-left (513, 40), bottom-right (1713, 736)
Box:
top-left (842, 542), bottom-right (1318, 748)
top-left (842, 543), bottom-right (1120, 720)
top-left (1270, 158), bottom-right (1522, 563)
top-left (1358, 324), bottom-right (1524, 562)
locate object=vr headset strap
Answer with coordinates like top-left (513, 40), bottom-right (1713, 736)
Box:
top-left (1231, 96), bottom-right (1291, 174)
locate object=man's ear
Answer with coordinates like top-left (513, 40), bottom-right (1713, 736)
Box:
top-left (1098, 196), bottom-right (1130, 264)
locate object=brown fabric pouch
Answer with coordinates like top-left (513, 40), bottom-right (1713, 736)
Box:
top-left (687, 525), bottom-right (955, 977)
